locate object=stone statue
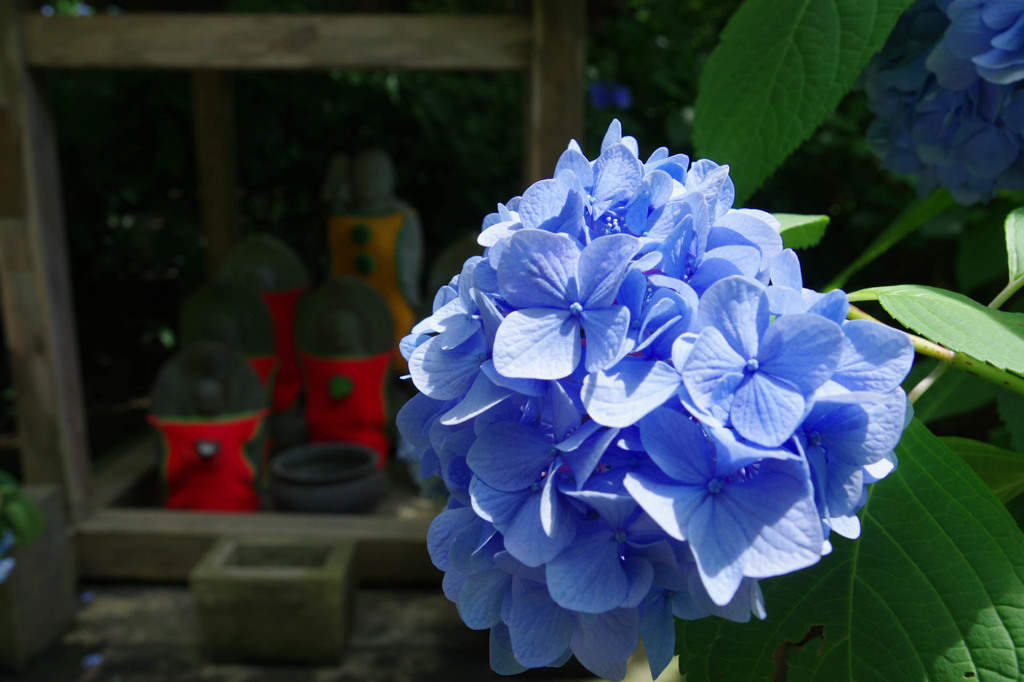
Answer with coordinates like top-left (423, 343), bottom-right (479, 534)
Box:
top-left (149, 342), bottom-right (267, 511)
top-left (326, 148), bottom-right (422, 370)
top-left (295, 276), bottom-right (394, 468)
top-left (219, 234), bottom-right (311, 414)
top-left (179, 280), bottom-right (277, 390)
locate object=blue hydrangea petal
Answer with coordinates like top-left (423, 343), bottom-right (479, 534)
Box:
top-left (580, 306), bottom-right (631, 373)
top-left (682, 327), bottom-right (746, 412)
top-left (834, 320), bottom-right (915, 393)
top-left (396, 392), bottom-right (446, 448)
top-left (480, 359), bottom-right (546, 397)
top-left (621, 557), bottom-right (655, 608)
top-left (409, 332), bottom-right (486, 400)
top-left (458, 570), bottom-right (511, 630)
top-left (450, 515), bottom-right (491, 573)
top-left (505, 490), bottom-right (574, 567)
top-left (539, 468), bottom-right (577, 538)
top-left (696, 276), bottom-right (769, 358)
top-left (507, 588), bottom-right (575, 667)
top-left (470, 477), bottom-right (525, 528)
top-left (705, 422), bottom-right (800, 473)
top-left (497, 228), bottom-right (578, 309)
top-left (490, 623), bottom-right (529, 675)
top-left (546, 528), bottom-right (629, 613)
top-left (716, 461), bottom-right (823, 581)
top-left (592, 144), bottom-right (644, 215)
top-left (493, 308), bottom-right (579, 380)
top-left (571, 607), bottom-right (640, 666)
top-left (638, 407), bottom-right (715, 483)
top-left (428, 505), bottom-right (477, 571)
top-left (562, 427), bottom-right (620, 487)
top-left (644, 200), bottom-right (690, 241)
top-left (468, 421), bottom-right (554, 492)
top-left (601, 119), bottom-right (624, 152)
top-left (519, 178), bottom-right (585, 236)
top-left (582, 359), bottom-right (681, 428)
top-left (440, 373), bottom-right (511, 426)
top-left (757, 314), bottom-right (844, 393)
top-left (769, 249), bottom-right (803, 289)
top-left (555, 147), bottom-right (594, 188)
top-left (731, 372), bottom-right (806, 447)
top-left (639, 591), bottom-right (676, 678)
top-left (807, 289), bottom-right (850, 323)
top-left (622, 474), bottom-right (706, 541)
top-left (578, 234), bottom-right (641, 308)
top-left (443, 569), bottom-right (468, 602)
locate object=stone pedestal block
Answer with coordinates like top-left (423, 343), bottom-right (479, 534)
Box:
top-left (189, 537), bottom-right (356, 664)
top-left (0, 485), bottom-right (77, 671)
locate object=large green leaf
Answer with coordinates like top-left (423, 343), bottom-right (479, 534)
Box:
top-left (849, 285), bottom-right (1024, 374)
top-left (677, 420), bottom-right (1024, 682)
top-left (774, 213), bottom-right (829, 250)
top-left (693, 0), bottom-right (916, 201)
top-left (942, 436), bottom-right (1024, 503)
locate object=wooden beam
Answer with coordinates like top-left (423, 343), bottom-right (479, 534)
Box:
top-left (76, 508), bottom-right (438, 585)
top-left (0, 0), bottom-right (92, 522)
top-left (192, 70), bottom-right (238, 275)
top-left (524, 0), bottom-right (586, 184)
top-left (20, 13), bottom-right (532, 71)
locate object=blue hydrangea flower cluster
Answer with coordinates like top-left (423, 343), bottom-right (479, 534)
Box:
top-left (864, 0), bottom-right (1024, 204)
top-left (398, 121), bottom-right (914, 680)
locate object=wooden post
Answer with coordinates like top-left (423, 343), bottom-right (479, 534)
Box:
top-left (192, 70), bottom-right (238, 276)
top-left (0, 0), bottom-right (91, 521)
top-left (524, 0), bottom-right (585, 185)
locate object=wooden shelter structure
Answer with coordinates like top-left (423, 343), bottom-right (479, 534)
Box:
top-left (0, 0), bottom-right (585, 582)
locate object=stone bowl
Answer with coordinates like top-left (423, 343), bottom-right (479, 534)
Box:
top-left (270, 443), bottom-right (387, 513)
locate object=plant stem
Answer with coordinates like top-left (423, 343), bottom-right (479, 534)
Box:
top-left (903, 275), bottom-right (1024, 401)
top-left (988, 275), bottom-right (1024, 310)
top-left (846, 305), bottom-right (1024, 399)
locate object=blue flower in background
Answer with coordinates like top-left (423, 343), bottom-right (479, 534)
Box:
top-left (864, 0), bottom-right (1024, 203)
top-left (590, 81), bottom-right (633, 110)
top-left (0, 529), bottom-right (15, 584)
top-left (399, 120), bottom-right (913, 680)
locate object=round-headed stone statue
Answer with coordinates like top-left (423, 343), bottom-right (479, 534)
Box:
top-left (149, 342), bottom-right (268, 511)
top-left (326, 148), bottom-right (422, 370)
top-left (295, 276), bottom-right (394, 468)
top-left (219, 234), bottom-right (311, 413)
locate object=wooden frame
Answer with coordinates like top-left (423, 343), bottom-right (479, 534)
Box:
top-left (0, 0), bottom-right (585, 582)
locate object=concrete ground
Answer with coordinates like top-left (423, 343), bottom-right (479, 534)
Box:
top-left (1, 585), bottom-right (682, 682)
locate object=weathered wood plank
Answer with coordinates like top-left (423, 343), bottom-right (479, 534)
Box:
top-left (76, 508), bottom-right (439, 585)
top-left (524, 0), bottom-right (585, 184)
top-left (0, 0), bottom-right (92, 522)
top-left (192, 70), bottom-right (238, 275)
top-left (20, 13), bottom-right (532, 71)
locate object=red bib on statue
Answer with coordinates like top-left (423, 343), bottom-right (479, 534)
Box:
top-left (302, 352), bottom-right (391, 468)
top-left (262, 287), bottom-right (307, 412)
top-left (148, 411), bottom-right (266, 512)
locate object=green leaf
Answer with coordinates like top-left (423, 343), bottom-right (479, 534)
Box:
top-left (942, 436), bottom-right (1024, 503)
top-left (999, 392), bottom-right (1024, 452)
top-left (827, 190), bottom-right (955, 291)
top-left (693, 0), bottom-right (917, 201)
top-left (774, 213), bottom-right (829, 250)
top-left (677, 421), bottom-right (1024, 681)
top-left (1007, 208), bottom-right (1024, 283)
top-left (907, 361), bottom-right (997, 423)
top-left (849, 285), bottom-right (1024, 374)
